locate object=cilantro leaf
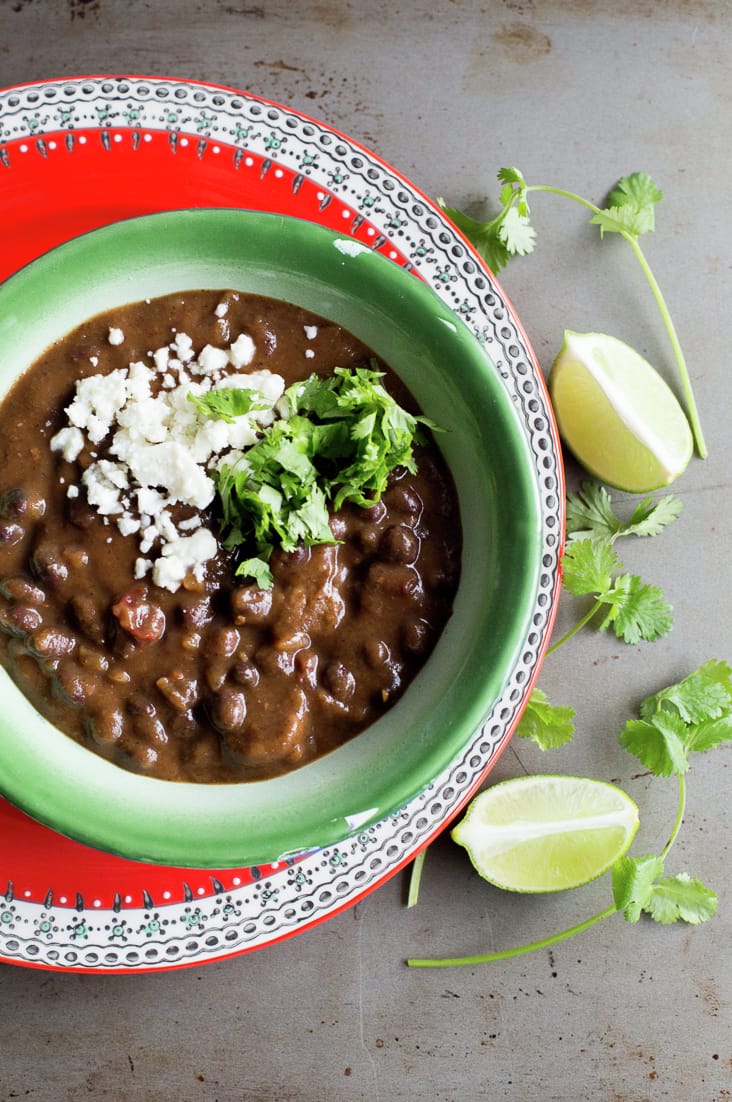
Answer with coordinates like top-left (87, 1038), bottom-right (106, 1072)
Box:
top-left (437, 169), bottom-right (535, 273)
top-left (560, 539), bottom-right (672, 645)
top-left (591, 173), bottom-right (663, 239)
top-left (612, 857), bottom-right (717, 926)
top-left (612, 854), bottom-right (665, 922)
top-left (437, 200), bottom-right (512, 273)
top-left (188, 386), bottom-right (269, 423)
top-left (565, 483), bottom-right (621, 543)
top-left (684, 714), bottom-right (732, 754)
top-left (608, 172), bottom-right (663, 223)
top-left (643, 873), bottom-right (718, 926)
top-left (624, 495), bottom-right (684, 539)
top-left (641, 659), bottom-right (732, 724)
top-left (596, 574), bottom-right (673, 645)
top-left (236, 556), bottom-right (273, 588)
top-left (516, 688), bottom-right (576, 749)
top-left (621, 660), bottom-right (732, 775)
top-left (561, 538), bottom-right (618, 597)
top-left (619, 714), bottom-right (690, 776)
top-left (590, 204), bottom-right (655, 239)
top-left (566, 482), bottom-right (682, 544)
top-left (499, 206), bottom-right (537, 257)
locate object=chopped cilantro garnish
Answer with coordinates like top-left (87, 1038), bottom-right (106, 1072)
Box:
top-left (211, 365), bottom-right (436, 585)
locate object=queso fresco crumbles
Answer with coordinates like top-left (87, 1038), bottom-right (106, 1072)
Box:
top-left (0, 290), bottom-right (461, 782)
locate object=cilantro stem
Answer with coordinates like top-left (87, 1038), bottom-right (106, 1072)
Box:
top-left (407, 903), bottom-right (618, 968)
top-left (525, 184), bottom-right (707, 459)
top-left (407, 849), bottom-right (427, 908)
top-left (661, 773), bottom-right (687, 860)
top-left (622, 237), bottom-right (707, 458)
top-left (546, 599), bottom-right (602, 655)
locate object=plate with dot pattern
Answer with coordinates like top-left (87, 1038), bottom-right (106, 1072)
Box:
top-left (0, 76), bottom-right (563, 972)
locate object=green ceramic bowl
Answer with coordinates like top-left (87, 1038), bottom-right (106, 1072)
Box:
top-left (0, 209), bottom-right (542, 867)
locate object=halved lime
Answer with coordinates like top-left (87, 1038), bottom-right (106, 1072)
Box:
top-left (548, 330), bottom-right (693, 492)
top-left (451, 774), bottom-right (639, 892)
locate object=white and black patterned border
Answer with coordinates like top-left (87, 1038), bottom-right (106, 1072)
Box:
top-left (0, 77), bottom-right (563, 971)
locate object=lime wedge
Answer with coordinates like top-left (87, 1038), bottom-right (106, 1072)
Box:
top-left (548, 330), bottom-right (693, 492)
top-left (451, 774), bottom-right (639, 893)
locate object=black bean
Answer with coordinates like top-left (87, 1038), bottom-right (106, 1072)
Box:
top-left (231, 584), bottom-right (273, 624)
top-left (0, 488), bottom-right (44, 521)
top-left (178, 594), bottom-right (213, 630)
top-left (77, 645), bottom-right (109, 673)
top-left (27, 626), bottom-right (77, 660)
top-left (0, 575), bottom-right (46, 604)
top-left (294, 650), bottom-right (318, 689)
top-left (209, 686), bottom-right (247, 734)
top-left (0, 522), bottom-right (23, 546)
top-left (52, 660), bottom-right (96, 707)
top-left (355, 525), bottom-right (380, 553)
top-left (87, 708), bottom-right (124, 747)
top-left (365, 562), bottom-right (421, 599)
top-left (255, 644), bottom-right (296, 677)
top-left (169, 712), bottom-right (199, 742)
top-left (156, 672), bottom-right (200, 713)
top-left (329, 515), bottom-right (348, 540)
top-left (230, 658), bottom-right (261, 688)
top-left (0, 604), bottom-right (43, 638)
top-left (363, 639), bottom-right (390, 668)
top-left (126, 693), bottom-right (157, 718)
top-left (388, 485), bottom-right (423, 518)
top-left (31, 542), bottom-right (69, 588)
top-left (379, 524), bottom-right (420, 565)
top-left (68, 593), bottom-right (106, 646)
top-left (321, 661), bottom-right (356, 702)
top-left (359, 500), bottom-right (387, 524)
top-left (0, 488), bottom-right (28, 519)
top-left (131, 712), bottom-right (168, 747)
top-left (203, 659), bottom-right (230, 693)
top-left (66, 497), bottom-right (97, 530)
top-left (402, 617), bottom-right (432, 655)
top-left (206, 623), bottom-right (240, 657)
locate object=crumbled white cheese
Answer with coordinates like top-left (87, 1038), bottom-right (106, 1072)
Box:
top-left (49, 425), bottom-right (85, 462)
top-left (197, 344), bottom-right (230, 374)
top-left (229, 332), bottom-right (256, 368)
top-left (66, 368), bottom-right (129, 444)
top-left (50, 321), bottom-right (285, 593)
top-left (152, 527), bottom-right (218, 592)
top-left (173, 332), bottom-right (194, 362)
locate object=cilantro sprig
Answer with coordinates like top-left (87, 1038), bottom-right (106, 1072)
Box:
top-left (438, 168), bottom-right (707, 458)
top-left (408, 660), bottom-right (729, 967)
top-left (516, 482), bottom-right (680, 750)
top-left (214, 365), bottom-right (435, 586)
top-left (565, 481), bottom-right (684, 545)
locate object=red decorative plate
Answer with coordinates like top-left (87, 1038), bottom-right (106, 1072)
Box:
top-left (0, 76), bottom-right (563, 972)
